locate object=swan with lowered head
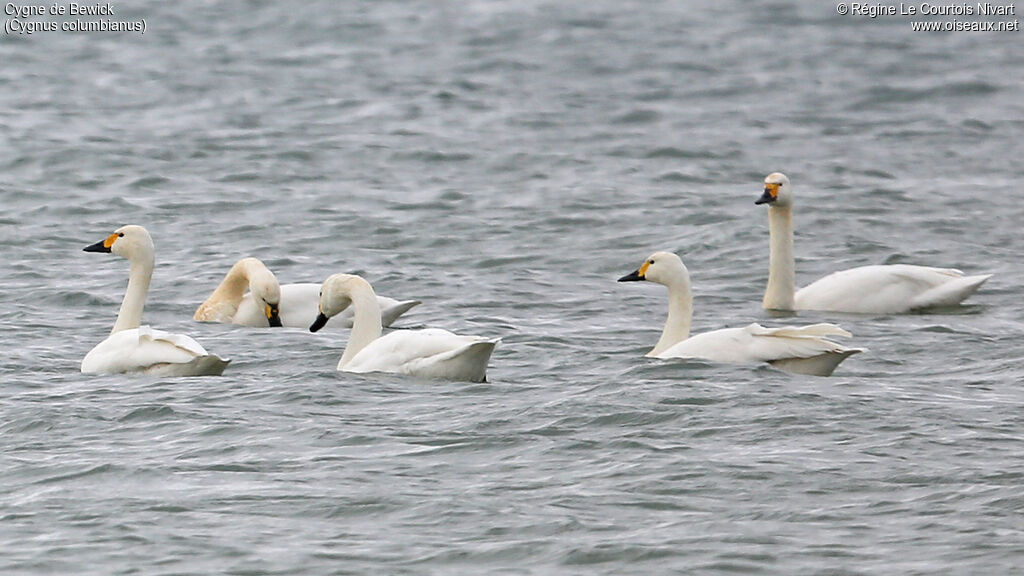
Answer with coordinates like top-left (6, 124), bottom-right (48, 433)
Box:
top-left (310, 274), bottom-right (498, 382)
top-left (757, 172), bottom-right (991, 314)
top-left (81, 225), bottom-right (229, 376)
top-left (194, 257), bottom-right (420, 329)
top-left (619, 252), bottom-right (861, 376)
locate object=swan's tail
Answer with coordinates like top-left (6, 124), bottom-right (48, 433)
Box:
top-left (769, 348), bottom-right (861, 377)
top-left (414, 338), bottom-right (499, 383)
top-left (749, 323), bottom-right (864, 376)
top-left (143, 355), bottom-right (231, 377)
top-left (381, 300), bottom-right (422, 327)
top-left (912, 273), bottom-right (992, 309)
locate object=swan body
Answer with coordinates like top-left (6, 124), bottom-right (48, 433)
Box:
top-left (619, 252), bottom-right (861, 376)
top-left (310, 274), bottom-right (497, 382)
top-left (81, 326), bottom-right (230, 376)
top-left (82, 225), bottom-right (229, 376)
top-left (757, 172), bottom-right (991, 314)
top-left (793, 264), bottom-right (991, 314)
top-left (195, 258), bottom-right (420, 328)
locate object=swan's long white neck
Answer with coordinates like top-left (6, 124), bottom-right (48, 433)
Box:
top-left (338, 281), bottom-right (383, 369)
top-left (763, 204), bottom-right (796, 311)
top-left (651, 272), bottom-right (693, 356)
top-left (194, 259), bottom-right (266, 322)
top-left (112, 251), bottom-right (154, 334)
top-left (212, 262), bottom-right (250, 311)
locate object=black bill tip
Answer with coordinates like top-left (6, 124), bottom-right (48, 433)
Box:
top-left (83, 240), bottom-right (111, 253)
top-left (618, 269), bottom-right (644, 282)
top-left (309, 313), bottom-right (329, 332)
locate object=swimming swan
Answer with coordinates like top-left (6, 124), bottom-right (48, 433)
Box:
top-left (619, 252), bottom-right (861, 376)
top-left (310, 274), bottom-right (498, 382)
top-left (81, 225), bottom-right (230, 376)
top-left (757, 172), bottom-right (991, 314)
top-left (194, 257), bottom-right (420, 329)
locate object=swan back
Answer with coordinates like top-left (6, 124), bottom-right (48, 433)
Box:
top-left (795, 264), bottom-right (991, 313)
top-left (81, 326), bottom-right (229, 376)
top-left (344, 328), bottom-right (499, 382)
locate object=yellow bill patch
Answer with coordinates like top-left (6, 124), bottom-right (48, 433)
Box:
top-left (638, 261), bottom-right (651, 277)
top-left (763, 182), bottom-right (780, 199)
top-left (102, 233), bottom-right (120, 248)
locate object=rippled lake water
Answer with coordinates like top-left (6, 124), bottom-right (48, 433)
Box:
top-left (2, 1), bottom-right (1023, 573)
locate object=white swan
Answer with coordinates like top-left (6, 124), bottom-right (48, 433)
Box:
top-left (310, 274), bottom-right (498, 382)
top-left (82, 225), bottom-right (230, 376)
top-left (194, 257), bottom-right (420, 329)
top-left (757, 172), bottom-right (991, 314)
top-left (619, 252), bottom-right (861, 376)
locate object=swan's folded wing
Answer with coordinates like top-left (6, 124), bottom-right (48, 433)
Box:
top-left (741, 323), bottom-right (862, 361)
top-left (82, 326), bottom-right (219, 374)
top-left (139, 326), bottom-right (211, 356)
top-left (797, 264), bottom-right (989, 313)
top-left (345, 329), bottom-right (497, 375)
top-left (657, 323), bottom-right (860, 364)
top-left (751, 322), bottom-right (851, 339)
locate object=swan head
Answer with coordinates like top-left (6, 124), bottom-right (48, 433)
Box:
top-left (83, 224), bottom-right (154, 261)
top-left (239, 258), bottom-right (283, 327)
top-left (756, 172), bottom-right (793, 207)
top-left (618, 251), bottom-right (689, 287)
top-left (310, 274), bottom-right (367, 332)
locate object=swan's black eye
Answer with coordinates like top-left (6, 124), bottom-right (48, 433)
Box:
top-left (648, 259), bottom-right (655, 265)
top-left (118, 233), bottom-right (124, 237)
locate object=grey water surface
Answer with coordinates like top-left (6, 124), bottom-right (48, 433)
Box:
top-left (2, 1), bottom-right (1023, 574)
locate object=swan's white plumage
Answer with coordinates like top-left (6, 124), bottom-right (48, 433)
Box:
top-left (82, 225), bottom-right (229, 376)
top-left (196, 258), bottom-right (419, 328)
top-left (312, 274), bottom-right (497, 382)
top-left (234, 283), bottom-right (420, 329)
top-left (758, 173), bottom-right (991, 314)
top-left (343, 328), bottom-right (497, 382)
top-left (792, 264), bottom-right (992, 314)
top-left (620, 252), bottom-right (860, 376)
top-left (81, 326), bottom-right (229, 376)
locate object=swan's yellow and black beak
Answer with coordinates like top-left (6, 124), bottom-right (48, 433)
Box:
top-left (309, 312), bottom-right (329, 332)
top-left (266, 303), bottom-right (282, 328)
top-left (756, 182), bottom-right (780, 205)
top-left (83, 232), bottom-right (119, 253)
top-left (618, 260), bottom-right (650, 282)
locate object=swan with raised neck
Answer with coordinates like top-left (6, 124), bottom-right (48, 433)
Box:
top-left (755, 172), bottom-right (992, 313)
top-left (82, 225), bottom-right (229, 376)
